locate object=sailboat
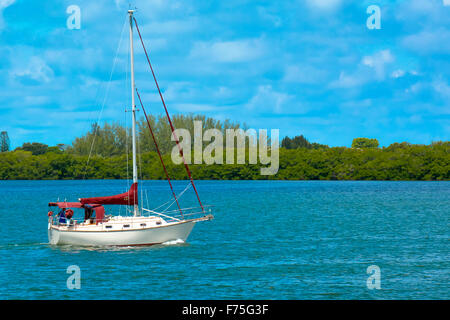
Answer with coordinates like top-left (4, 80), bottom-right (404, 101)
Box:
top-left (47, 10), bottom-right (213, 246)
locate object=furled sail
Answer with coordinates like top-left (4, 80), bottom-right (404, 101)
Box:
top-left (79, 183), bottom-right (138, 206)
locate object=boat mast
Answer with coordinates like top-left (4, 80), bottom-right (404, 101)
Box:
top-left (129, 10), bottom-right (139, 217)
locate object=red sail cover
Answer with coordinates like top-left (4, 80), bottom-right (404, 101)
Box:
top-left (94, 205), bottom-right (105, 224)
top-left (48, 202), bottom-right (84, 208)
top-left (79, 183), bottom-right (138, 206)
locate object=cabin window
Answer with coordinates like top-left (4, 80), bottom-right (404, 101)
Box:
top-left (105, 225), bottom-right (112, 229)
top-left (140, 223), bottom-right (146, 227)
top-left (123, 224), bottom-right (130, 228)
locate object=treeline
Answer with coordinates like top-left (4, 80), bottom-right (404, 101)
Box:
top-left (68, 114), bottom-right (243, 157)
top-left (0, 135), bottom-right (448, 181)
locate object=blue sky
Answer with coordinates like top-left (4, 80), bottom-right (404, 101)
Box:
top-left (0, 0), bottom-right (449, 148)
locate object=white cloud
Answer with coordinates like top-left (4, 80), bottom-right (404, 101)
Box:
top-left (305, 0), bottom-right (342, 11)
top-left (396, 0), bottom-right (450, 30)
top-left (138, 37), bottom-right (168, 52)
top-left (22, 95), bottom-right (51, 106)
top-left (12, 56), bottom-right (54, 84)
top-left (141, 18), bottom-right (199, 35)
top-left (172, 103), bottom-right (223, 112)
top-left (433, 79), bottom-right (450, 100)
top-left (190, 38), bottom-right (266, 63)
top-left (339, 99), bottom-right (373, 116)
top-left (246, 85), bottom-right (296, 114)
top-left (283, 64), bottom-right (328, 84)
top-left (405, 82), bottom-right (424, 95)
top-left (257, 6), bottom-right (282, 27)
top-left (330, 71), bottom-right (365, 89)
top-left (391, 69), bottom-right (406, 79)
top-left (330, 50), bottom-right (395, 88)
top-left (402, 28), bottom-right (450, 55)
top-left (0, 0), bottom-right (14, 30)
top-left (0, 0), bottom-right (14, 9)
top-left (163, 82), bottom-right (234, 105)
top-left (362, 49), bottom-right (394, 80)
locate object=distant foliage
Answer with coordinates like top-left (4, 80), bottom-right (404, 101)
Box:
top-left (281, 135), bottom-right (312, 149)
top-left (0, 131), bottom-right (10, 152)
top-left (0, 140), bottom-right (448, 181)
top-left (352, 138), bottom-right (379, 149)
top-left (68, 114), bottom-right (242, 157)
top-left (15, 142), bottom-right (48, 155)
top-left (68, 123), bottom-right (129, 157)
top-left (281, 135), bottom-right (329, 150)
top-left (1, 116), bottom-right (448, 181)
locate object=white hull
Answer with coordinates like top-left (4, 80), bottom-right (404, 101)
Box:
top-left (48, 219), bottom-right (196, 247)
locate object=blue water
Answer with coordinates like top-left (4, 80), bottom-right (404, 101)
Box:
top-left (0, 180), bottom-right (448, 300)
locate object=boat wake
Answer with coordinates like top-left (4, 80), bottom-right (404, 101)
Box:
top-left (162, 239), bottom-right (185, 246)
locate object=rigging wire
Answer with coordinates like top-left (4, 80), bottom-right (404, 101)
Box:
top-left (120, 37), bottom-right (131, 218)
top-left (136, 87), bottom-right (184, 217)
top-left (133, 16), bottom-right (204, 213)
top-left (151, 182), bottom-right (191, 212)
top-left (136, 113), bottom-right (145, 216)
top-left (144, 188), bottom-right (150, 216)
top-left (161, 183), bottom-right (192, 213)
top-left (83, 15), bottom-right (128, 179)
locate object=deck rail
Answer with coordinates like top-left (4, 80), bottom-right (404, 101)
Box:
top-left (49, 205), bottom-right (214, 227)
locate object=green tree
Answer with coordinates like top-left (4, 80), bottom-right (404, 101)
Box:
top-left (15, 142), bottom-right (48, 155)
top-left (69, 122), bottom-right (130, 157)
top-left (352, 138), bottom-right (379, 149)
top-left (0, 131), bottom-right (10, 152)
top-left (281, 135), bottom-right (312, 149)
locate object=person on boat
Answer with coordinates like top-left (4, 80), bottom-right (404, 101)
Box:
top-left (84, 206), bottom-right (93, 222)
top-left (65, 209), bottom-right (74, 226)
top-left (58, 208), bottom-right (66, 224)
